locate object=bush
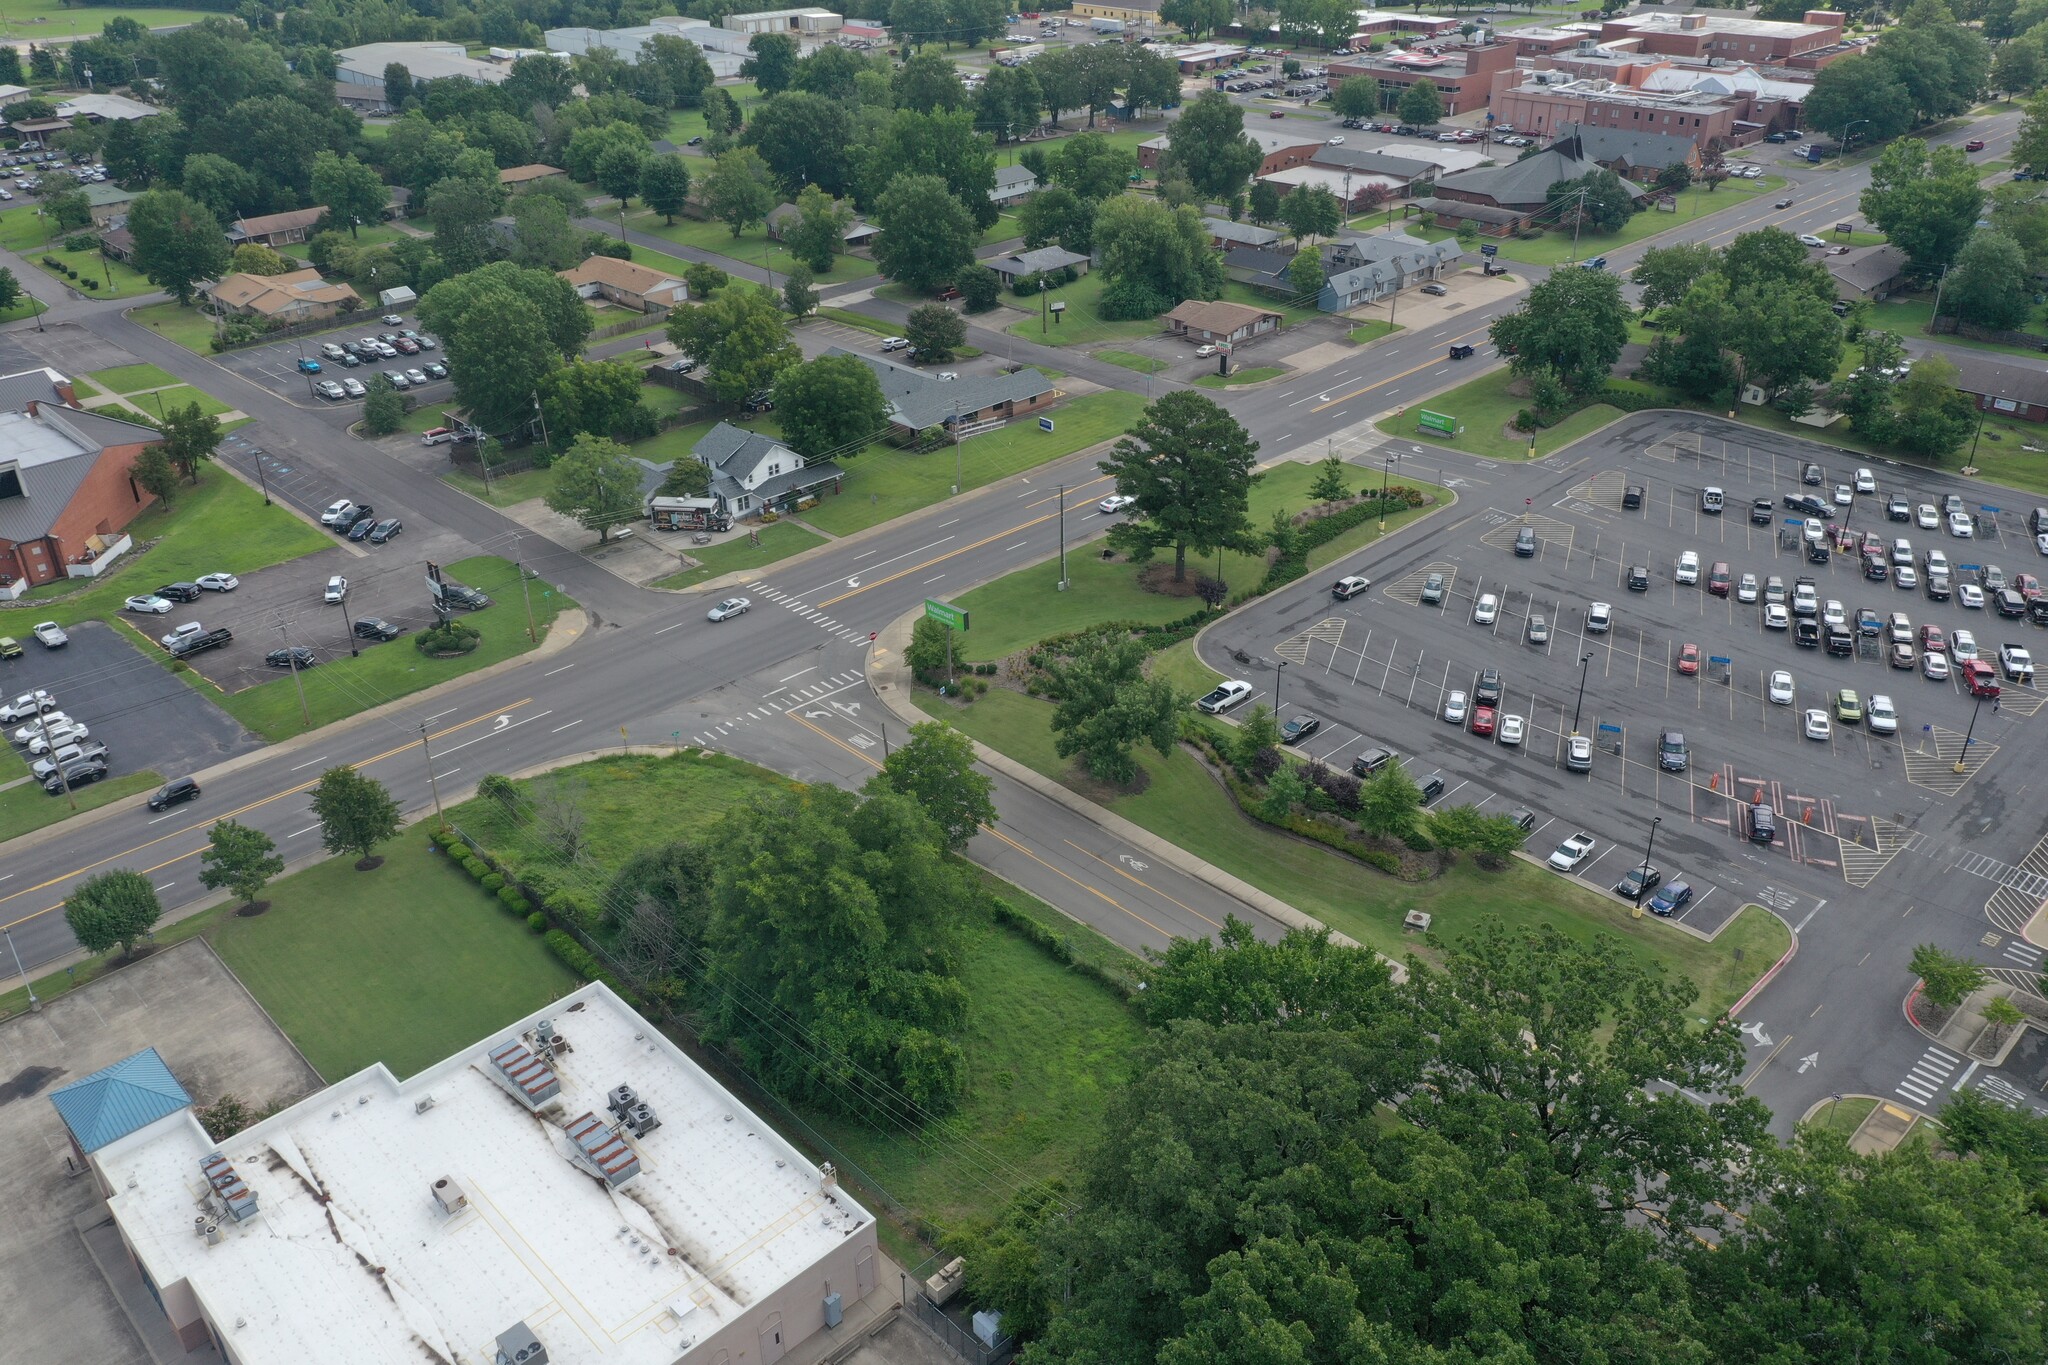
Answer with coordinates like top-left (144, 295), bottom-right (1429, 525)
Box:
top-left (482, 872), bottom-right (505, 892)
top-left (543, 929), bottom-right (635, 999)
top-left (459, 854), bottom-right (485, 878)
top-left (528, 910), bottom-right (548, 933)
top-left (65, 233), bottom-right (96, 252)
top-left (82, 278), bottom-right (97, 290)
top-left (498, 885), bottom-right (528, 912)
top-left (415, 619), bottom-right (482, 656)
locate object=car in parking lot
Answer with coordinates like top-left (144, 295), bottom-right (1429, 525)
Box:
top-left (26, 719), bottom-right (90, 755)
top-left (341, 377), bottom-right (367, 398)
top-left (1514, 526), bottom-right (1536, 556)
top-left (1738, 573), bottom-right (1759, 602)
top-left (1498, 714), bottom-right (1525, 745)
top-left (31, 621), bottom-right (67, 648)
top-left (1769, 669), bottom-right (1795, 705)
top-left (1803, 708), bottom-right (1832, 740)
top-left (1473, 669), bottom-right (1502, 705)
top-left (31, 738), bottom-right (107, 782)
top-left (1855, 606), bottom-right (1882, 636)
top-left (315, 379), bottom-right (345, 400)
top-left (1197, 679), bottom-right (1252, 713)
top-left (1764, 602), bottom-right (1790, 630)
top-left (1890, 640), bottom-right (1916, 668)
top-left (1888, 495), bottom-right (1911, 521)
top-left (1418, 774), bottom-right (1446, 803)
top-left (1281, 714), bottom-right (1321, 744)
top-left (1548, 831), bottom-right (1596, 870)
top-left (1331, 574), bottom-right (1370, 600)
top-left (1855, 467), bottom-right (1877, 494)
top-left (424, 362), bottom-right (448, 380)
top-left (157, 581), bottom-right (202, 601)
top-left (265, 646), bottom-right (317, 670)
top-left (1798, 233), bottom-right (1827, 247)
top-left (320, 498), bottom-right (357, 526)
top-left (123, 594), bottom-right (173, 614)
top-left (1921, 649), bottom-right (1951, 681)
top-left (1657, 729), bottom-right (1687, 771)
top-left (1835, 484), bottom-right (1853, 505)
top-left (1527, 615), bottom-right (1549, 644)
top-left (388, 372), bottom-right (412, 391)
top-left (295, 357), bottom-right (321, 374)
top-left (1751, 498), bottom-right (1775, 525)
top-left (1952, 628), bottom-right (1979, 663)
top-left (1626, 565), bottom-right (1649, 591)
top-left (353, 617), bottom-right (403, 641)
top-left (1949, 510), bottom-right (1975, 538)
top-left (1442, 689), bottom-right (1469, 723)
top-left (1614, 864), bottom-right (1662, 900)
top-left (1473, 593), bottom-right (1499, 624)
top-left (346, 514), bottom-right (378, 542)
top-left (1647, 881), bottom-right (1694, 916)
top-left (1803, 462), bottom-right (1824, 485)
top-left (1867, 693), bottom-right (1899, 733)
top-left (0, 690), bottom-right (57, 723)
top-left (1566, 733), bottom-right (1592, 771)
top-left (1470, 704), bottom-right (1496, 737)
top-left (1896, 564), bottom-right (1920, 591)
top-left (405, 367), bottom-right (429, 386)
top-left (1676, 642), bottom-right (1700, 675)
top-left (1834, 688), bottom-right (1862, 723)
top-left (1917, 504), bottom-right (1939, 529)
top-left (1586, 600), bottom-right (1612, 632)
top-left (323, 575), bottom-right (349, 604)
top-left (1420, 572), bottom-right (1445, 604)
top-left (335, 504), bottom-right (373, 533)
top-left (10, 710), bottom-right (71, 744)
top-left (320, 342), bottom-right (345, 360)
top-left (2001, 643), bottom-right (2035, 681)
top-left (366, 518), bottom-right (402, 544)
top-left (1351, 746), bottom-right (1394, 776)
top-left (42, 755), bottom-right (108, 794)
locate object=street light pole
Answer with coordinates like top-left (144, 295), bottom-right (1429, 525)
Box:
top-left (1570, 651), bottom-right (1594, 734)
top-left (1636, 815), bottom-right (1663, 900)
top-left (4, 925), bottom-right (37, 1009)
top-left (420, 722), bottom-right (447, 828)
top-left (1275, 658), bottom-right (1289, 714)
top-left (1379, 450), bottom-right (1394, 532)
top-left (1056, 484), bottom-right (1067, 590)
top-left (1955, 692), bottom-right (1997, 774)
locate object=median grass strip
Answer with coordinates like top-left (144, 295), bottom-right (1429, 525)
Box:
top-left (652, 520), bottom-right (828, 590)
top-left (26, 467), bottom-right (332, 623)
top-left (1096, 349), bottom-right (1168, 373)
top-left (0, 770), bottom-right (162, 846)
top-left (945, 464), bottom-right (1448, 661)
top-left (210, 834), bottom-right (580, 1081)
top-left (88, 362), bottom-right (183, 395)
top-left (799, 391), bottom-right (1148, 537)
top-left (1373, 367), bottom-right (1622, 461)
top-left (1196, 366), bottom-right (1286, 388)
top-left (211, 555), bottom-right (574, 742)
top-left (918, 687), bottom-right (1786, 1017)
top-left (1349, 320), bottom-right (1401, 345)
top-left (126, 300), bottom-right (222, 354)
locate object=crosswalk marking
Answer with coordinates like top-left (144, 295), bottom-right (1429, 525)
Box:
top-left (1895, 1044), bottom-right (1962, 1106)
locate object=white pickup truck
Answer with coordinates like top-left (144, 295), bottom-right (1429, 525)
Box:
top-left (2000, 642), bottom-right (2035, 683)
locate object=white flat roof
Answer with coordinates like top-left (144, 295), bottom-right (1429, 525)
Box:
top-left (94, 983), bottom-right (871, 1365)
top-left (1359, 141), bottom-right (1491, 173)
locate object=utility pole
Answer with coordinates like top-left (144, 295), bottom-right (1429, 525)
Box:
top-left (337, 590), bottom-right (360, 657)
top-left (512, 532), bottom-right (539, 643)
top-left (3, 925), bottom-right (37, 1009)
top-left (1039, 274), bottom-right (1049, 334)
top-left (1635, 816), bottom-right (1662, 908)
top-left (1379, 450), bottom-right (1394, 532)
top-left (275, 615), bottom-right (311, 727)
top-left (34, 707), bottom-right (75, 811)
top-left (420, 722), bottom-right (447, 828)
top-left (1057, 483), bottom-right (1068, 590)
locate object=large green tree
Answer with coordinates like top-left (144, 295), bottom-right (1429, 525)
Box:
top-left (1893, 355), bottom-right (1980, 459)
top-left (666, 282), bottom-right (803, 403)
top-left (1946, 227), bottom-right (2032, 328)
top-left (1051, 132), bottom-right (1140, 203)
top-left (1164, 90), bottom-right (1262, 204)
top-left (698, 785), bottom-right (973, 1114)
top-left (1633, 241), bottom-right (1718, 316)
top-left (1491, 265), bottom-right (1630, 396)
top-left (419, 262), bottom-right (590, 431)
top-left (309, 151), bottom-right (389, 237)
top-left (546, 434), bottom-right (643, 542)
top-left (198, 820), bottom-right (284, 909)
top-left (1160, 0), bottom-right (1233, 37)
top-left (1800, 54), bottom-right (1916, 147)
top-left (864, 720), bottom-right (995, 850)
top-left (872, 174), bottom-right (978, 293)
top-left (1398, 77), bottom-right (1445, 126)
top-left (537, 359), bottom-right (644, 445)
top-left (702, 146), bottom-right (777, 238)
top-left (1546, 168), bottom-right (1635, 235)
top-left (1099, 390), bottom-right (1259, 582)
top-left (860, 108), bottom-right (999, 230)
top-left (739, 31), bottom-right (799, 94)
top-left (773, 352), bottom-right (889, 461)
top-left (1861, 137), bottom-right (1986, 271)
top-left (425, 173), bottom-right (509, 275)
top-left (637, 154), bottom-right (693, 226)
top-left (1045, 631), bottom-right (1184, 784)
top-left (1278, 184), bottom-right (1342, 244)
top-left (781, 184), bottom-right (852, 274)
top-left (157, 402), bottom-right (222, 484)
top-left (64, 869), bottom-right (163, 959)
top-left (744, 89), bottom-right (856, 197)
top-left (126, 189), bottom-right (229, 305)
top-left (310, 767), bottom-right (401, 868)
top-left (904, 303), bottom-right (966, 362)
top-left (1094, 197), bottom-right (1224, 320)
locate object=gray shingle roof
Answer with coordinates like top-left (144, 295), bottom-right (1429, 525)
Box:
top-left (1554, 122), bottom-right (1696, 172)
top-left (990, 246), bottom-right (1090, 278)
top-left (827, 348), bottom-right (1056, 432)
top-left (0, 405), bottom-right (157, 543)
top-left (1432, 145), bottom-right (1641, 211)
top-left (1203, 216), bottom-right (1281, 248)
top-left (1309, 147), bottom-right (1439, 180)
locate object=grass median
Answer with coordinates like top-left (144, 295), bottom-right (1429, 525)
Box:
top-left (126, 300), bottom-right (222, 353)
top-left (0, 770), bottom-right (161, 846)
top-left (209, 555), bottom-right (574, 742)
top-left (1373, 366), bottom-right (1622, 461)
top-left (918, 687), bottom-right (1786, 1016)
top-left (651, 520), bottom-right (828, 590)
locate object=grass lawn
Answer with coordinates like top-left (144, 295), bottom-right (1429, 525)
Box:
top-left (980, 210), bottom-right (1024, 245)
top-left (628, 211), bottom-right (877, 287)
top-left (1096, 349), bottom-right (1168, 373)
top-left (1809, 1095), bottom-right (1879, 1137)
top-left (947, 466), bottom-right (1448, 661)
top-left (1373, 366), bottom-right (1623, 461)
top-left (211, 556), bottom-right (574, 742)
top-left (120, 384), bottom-right (232, 420)
top-left (1492, 180), bottom-right (1787, 268)
top-left (920, 687), bottom-right (1786, 1016)
top-left (211, 833), bottom-right (580, 1081)
top-left (0, 770), bottom-right (162, 846)
top-left (1860, 292), bottom-right (2048, 361)
top-left (0, 2), bottom-right (222, 37)
top-left (127, 299), bottom-right (221, 353)
top-left (801, 391), bottom-right (1148, 537)
top-left (1147, 636), bottom-right (1225, 697)
top-left (24, 468), bottom-right (331, 624)
top-left (88, 362), bottom-right (183, 395)
top-left (661, 83), bottom-right (760, 145)
top-left (1007, 273), bottom-right (1318, 349)
top-left (1349, 320), bottom-right (1401, 345)
top-left (442, 463), bottom-right (558, 506)
top-left (30, 242), bottom-right (155, 299)
top-left (1196, 365), bottom-right (1285, 388)
top-left (652, 519), bottom-right (828, 589)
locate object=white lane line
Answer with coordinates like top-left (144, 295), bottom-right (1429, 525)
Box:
top-left (434, 769), bottom-right (460, 782)
top-left (156, 882), bottom-right (176, 892)
top-left (436, 710), bottom-right (553, 757)
top-left (288, 824), bottom-right (320, 838)
top-left (1005, 540), bottom-right (1029, 550)
top-left (655, 622), bottom-right (685, 634)
top-left (924, 574), bottom-right (946, 584)
top-left (551, 719), bottom-right (583, 734)
top-left (543, 663), bottom-right (576, 676)
top-left (423, 707), bottom-right (459, 724)
top-left (779, 666), bottom-right (818, 682)
top-left (287, 755), bottom-right (329, 771)
top-left (936, 518), bottom-right (959, 528)
top-left (802, 535), bottom-right (957, 594)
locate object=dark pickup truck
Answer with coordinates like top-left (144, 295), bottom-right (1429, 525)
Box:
top-left (168, 626), bottom-right (233, 658)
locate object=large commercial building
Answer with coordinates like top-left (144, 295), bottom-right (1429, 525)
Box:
top-left (1328, 39), bottom-right (1518, 116)
top-left (335, 40), bottom-right (515, 89)
top-left (59, 984), bottom-right (882, 1365)
top-left (0, 396), bottom-right (164, 593)
top-left (1593, 8), bottom-right (1851, 68)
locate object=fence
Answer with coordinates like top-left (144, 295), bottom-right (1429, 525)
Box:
top-left (202, 304), bottom-right (388, 353)
top-left (906, 1287), bottom-right (1016, 1365)
top-left (589, 305), bottom-right (671, 341)
top-left (1928, 315), bottom-right (2048, 350)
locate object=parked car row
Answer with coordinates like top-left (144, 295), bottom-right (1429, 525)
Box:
top-left (4, 685), bottom-right (111, 793)
top-left (320, 498), bottom-right (403, 545)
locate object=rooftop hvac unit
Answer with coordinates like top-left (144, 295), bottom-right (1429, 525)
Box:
top-left (607, 1085), bottom-right (638, 1117)
top-left (624, 1103), bottom-right (661, 1138)
top-left (432, 1178), bottom-right (469, 1215)
top-left (494, 1322), bottom-right (548, 1365)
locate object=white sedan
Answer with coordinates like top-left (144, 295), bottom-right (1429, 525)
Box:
top-left (1924, 651), bottom-right (1951, 680)
top-left (1949, 510), bottom-right (1975, 538)
top-left (1768, 669), bottom-right (1796, 705)
top-left (11, 711), bottom-right (69, 744)
top-left (1798, 233), bottom-right (1827, 247)
top-left (1917, 504), bottom-right (1940, 529)
top-left (1098, 494), bottom-right (1136, 514)
top-left (1959, 583), bottom-right (1985, 609)
top-left (707, 597), bottom-right (752, 622)
top-left (1498, 713), bottom-right (1526, 746)
top-left (123, 594), bottom-right (173, 614)
top-left (1473, 593), bottom-right (1500, 625)
top-left (1442, 689), bottom-right (1469, 723)
top-left (1764, 602), bottom-right (1790, 630)
top-left (2036, 531), bottom-right (2048, 556)
top-left (196, 573), bottom-right (239, 592)
top-left (1834, 484), bottom-right (1854, 506)
top-left (1952, 629), bottom-right (1979, 663)
top-left (1803, 708), bottom-right (1832, 741)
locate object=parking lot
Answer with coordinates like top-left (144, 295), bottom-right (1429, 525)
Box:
top-left (210, 314), bottom-right (452, 410)
top-left (1203, 414), bottom-right (2048, 935)
top-left (2, 619), bottom-right (263, 792)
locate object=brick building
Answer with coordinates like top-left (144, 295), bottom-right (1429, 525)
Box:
top-left (1595, 9), bottom-right (1849, 66)
top-left (1328, 40), bottom-right (1518, 116)
top-left (1139, 125), bottom-right (1324, 174)
top-left (0, 401), bottom-right (164, 591)
top-left (1492, 75), bottom-right (1746, 148)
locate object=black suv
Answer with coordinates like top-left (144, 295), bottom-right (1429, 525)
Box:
top-left (354, 617), bottom-right (403, 640)
top-left (439, 583), bottom-right (492, 611)
top-left (1514, 526), bottom-right (1536, 556)
top-left (1474, 669), bottom-right (1503, 705)
top-left (1657, 730), bottom-right (1687, 772)
top-left (1448, 343), bottom-right (1475, 360)
top-left (147, 775), bottom-right (201, 811)
top-left (1626, 565), bottom-right (1650, 591)
top-left (265, 646), bottom-right (317, 669)
top-left (156, 581), bottom-right (202, 602)
top-left (1351, 746), bottom-right (1395, 777)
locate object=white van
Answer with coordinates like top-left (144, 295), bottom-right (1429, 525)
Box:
top-left (1675, 550), bottom-right (1700, 585)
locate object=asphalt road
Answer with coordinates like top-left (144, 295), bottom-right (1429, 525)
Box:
top-left (0, 100), bottom-right (2036, 1132)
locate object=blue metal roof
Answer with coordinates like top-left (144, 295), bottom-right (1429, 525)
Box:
top-left (50, 1047), bottom-right (192, 1153)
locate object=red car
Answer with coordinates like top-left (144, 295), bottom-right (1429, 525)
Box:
top-left (1967, 138), bottom-right (1987, 151)
top-left (1677, 642), bottom-right (1701, 676)
top-left (2016, 573), bottom-right (2042, 600)
top-left (1470, 704), bottom-right (1497, 737)
top-left (1921, 623), bottom-right (1948, 653)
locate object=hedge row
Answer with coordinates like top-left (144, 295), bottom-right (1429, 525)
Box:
top-left (989, 897), bottom-right (1141, 1000)
top-left (1251, 490), bottom-right (1428, 599)
top-left (434, 824), bottom-right (646, 1003)
top-left (1184, 730), bottom-right (1424, 880)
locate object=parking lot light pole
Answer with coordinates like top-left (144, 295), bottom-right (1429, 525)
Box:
top-left (1571, 651), bottom-right (1594, 735)
top-left (1379, 450), bottom-right (1394, 532)
top-left (1275, 658), bottom-right (1288, 714)
top-left (1637, 816), bottom-right (1662, 899)
top-left (3, 925), bottom-right (37, 1010)
top-left (1955, 692), bottom-right (1997, 774)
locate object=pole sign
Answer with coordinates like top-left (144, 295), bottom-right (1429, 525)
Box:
top-left (1417, 410), bottom-right (1456, 436)
top-left (1479, 243), bottom-right (1498, 256)
top-left (924, 599), bottom-right (969, 631)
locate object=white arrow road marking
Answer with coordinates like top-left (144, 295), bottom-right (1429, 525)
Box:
top-left (1797, 1052), bottom-right (1819, 1074)
top-left (1738, 1021), bottom-right (1772, 1048)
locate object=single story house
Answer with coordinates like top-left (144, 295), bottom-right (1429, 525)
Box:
top-left (1144, 126), bottom-right (1323, 177)
top-left (763, 200), bottom-right (877, 248)
top-left (1403, 197), bottom-right (1529, 236)
top-left (226, 207), bottom-right (328, 249)
top-left (1430, 142), bottom-right (1636, 215)
top-left (690, 421), bottom-right (844, 520)
top-left (208, 267), bottom-right (357, 324)
top-left (1942, 353), bottom-right (2048, 424)
top-left (53, 92), bottom-right (160, 124)
top-left (1827, 244), bottom-right (1908, 303)
top-left (830, 347), bottom-right (1059, 441)
top-left (1325, 231), bottom-right (1461, 284)
top-left (986, 245), bottom-right (1091, 287)
top-left (83, 184), bottom-right (139, 227)
top-left (1162, 298), bottom-right (1283, 346)
top-left (1204, 217), bottom-right (1281, 251)
top-left (558, 255), bottom-right (689, 311)
top-left (1553, 122), bottom-right (1701, 184)
top-left (99, 227), bottom-right (136, 263)
top-left (383, 185), bottom-right (412, 219)
top-left (1257, 164), bottom-right (1407, 211)
top-left (0, 401), bottom-right (165, 592)
top-left (499, 163), bottom-right (567, 188)
top-left (1310, 147), bottom-right (1441, 190)
top-left (1223, 245), bottom-right (1298, 294)
top-left (990, 163), bottom-right (1039, 207)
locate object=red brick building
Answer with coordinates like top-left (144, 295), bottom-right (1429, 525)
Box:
top-left (1139, 126), bottom-right (1324, 174)
top-left (1329, 40), bottom-right (1517, 117)
top-left (0, 401), bottom-right (164, 592)
top-left (1595, 9), bottom-right (1849, 66)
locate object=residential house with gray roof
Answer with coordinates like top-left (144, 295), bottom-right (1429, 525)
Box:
top-left (689, 421), bottom-right (844, 521)
top-left (827, 348), bottom-right (1059, 441)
